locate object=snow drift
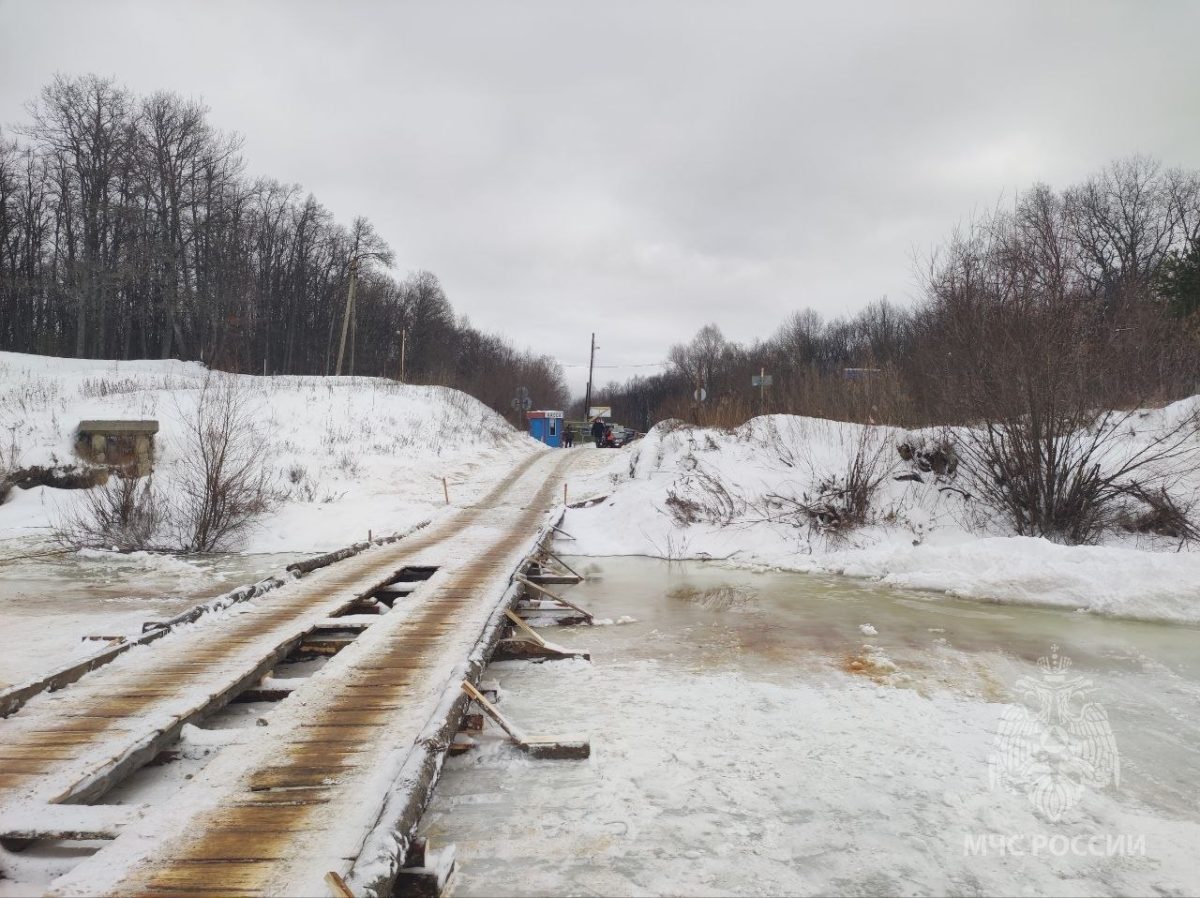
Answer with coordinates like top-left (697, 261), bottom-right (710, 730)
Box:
top-left (565, 405), bottom-right (1200, 624)
top-left (0, 352), bottom-right (541, 553)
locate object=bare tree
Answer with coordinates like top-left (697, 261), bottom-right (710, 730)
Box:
top-left (172, 377), bottom-right (273, 552)
top-left (22, 74), bottom-right (132, 357)
top-left (55, 473), bottom-right (165, 552)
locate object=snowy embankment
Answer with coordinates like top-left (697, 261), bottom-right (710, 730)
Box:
top-left (0, 351), bottom-right (541, 554)
top-left (565, 405), bottom-right (1200, 624)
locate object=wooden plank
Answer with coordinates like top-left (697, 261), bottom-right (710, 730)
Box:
top-left (146, 860), bottom-right (276, 891)
top-left (0, 803), bottom-right (144, 840)
top-left (503, 609), bottom-right (548, 647)
top-left (229, 787), bottom-right (334, 806)
top-left (515, 574), bottom-right (593, 623)
top-left (177, 831), bottom-right (294, 861)
top-left (206, 805), bottom-right (315, 833)
top-left (249, 766), bottom-right (349, 791)
top-left (540, 548), bottom-right (585, 580)
top-left (326, 871), bottom-right (355, 898)
top-left (461, 681), bottom-right (527, 744)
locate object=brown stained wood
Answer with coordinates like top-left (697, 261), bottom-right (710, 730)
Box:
top-left (133, 891), bottom-right (262, 898)
top-left (176, 831), bottom-right (295, 862)
top-left (206, 806), bottom-right (315, 833)
top-left (249, 766), bottom-right (349, 791)
top-left (306, 708), bottom-right (394, 727)
top-left (3, 452), bottom-right (576, 897)
top-left (0, 746), bottom-right (80, 760)
top-left (292, 726), bottom-right (381, 744)
top-left (229, 787), bottom-right (334, 806)
top-left (325, 871), bottom-right (355, 898)
top-left (146, 860), bottom-right (277, 892)
top-left (283, 751), bottom-right (364, 769)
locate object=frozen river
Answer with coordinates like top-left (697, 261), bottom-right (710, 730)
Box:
top-left (0, 542), bottom-right (304, 687)
top-left (419, 557), bottom-right (1200, 897)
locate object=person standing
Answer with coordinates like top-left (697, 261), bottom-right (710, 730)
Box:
top-left (591, 416), bottom-right (605, 448)
top-left (563, 423), bottom-right (574, 448)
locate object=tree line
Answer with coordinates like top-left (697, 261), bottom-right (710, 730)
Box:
top-left (595, 156), bottom-right (1200, 431)
top-left (0, 74), bottom-right (568, 422)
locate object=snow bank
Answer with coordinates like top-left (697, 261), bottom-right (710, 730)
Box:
top-left (0, 352), bottom-right (541, 553)
top-left (565, 407), bottom-right (1200, 624)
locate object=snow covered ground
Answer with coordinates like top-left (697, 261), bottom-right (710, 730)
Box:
top-left (0, 351), bottom-right (543, 684)
top-left (0, 351), bottom-right (541, 554)
top-left (563, 406), bottom-right (1200, 624)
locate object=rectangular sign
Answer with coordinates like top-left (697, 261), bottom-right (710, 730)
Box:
top-left (588, 406), bottom-right (612, 418)
top-left (751, 375), bottom-right (773, 387)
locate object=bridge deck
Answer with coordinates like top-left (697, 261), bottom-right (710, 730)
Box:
top-left (0, 450), bottom-right (574, 897)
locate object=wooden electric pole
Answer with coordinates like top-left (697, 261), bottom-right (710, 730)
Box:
top-left (583, 332), bottom-right (596, 418)
top-left (335, 256), bottom-right (358, 377)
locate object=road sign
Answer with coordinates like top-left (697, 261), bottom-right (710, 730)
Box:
top-left (751, 375), bottom-right (773, 387)
top-left (693, 388), bottom-right (707, 402)
top-left (588, 406), bottom-right (611, 418)
top-left (511, 396), bottom-right (532, 411)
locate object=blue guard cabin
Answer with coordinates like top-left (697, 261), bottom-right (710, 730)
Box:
top-left (526, 409), bottom-right (564, 447)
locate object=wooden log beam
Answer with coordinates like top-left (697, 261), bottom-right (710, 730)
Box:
top-left (539, 548), bottom-right (585, 581)
top-left (491, 638), bottom-right (591, 662)
top-left (0, 803), bottom-right (144, 841)
top-left (525, 573), bottom-right (582, 585)
top-left (514, 575), bottom-right (594, 623)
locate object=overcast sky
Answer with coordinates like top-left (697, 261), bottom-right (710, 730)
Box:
top-left (2, 1), bottom-right (1198, 393)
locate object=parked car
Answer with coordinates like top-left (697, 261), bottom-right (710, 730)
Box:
top-left (600, 424), bottom-right (642, 448)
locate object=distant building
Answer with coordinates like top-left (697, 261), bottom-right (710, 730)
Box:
top-left (843, 367), bottom-right (881, 381)
top-left (526, 410), bottom-right (564, 447)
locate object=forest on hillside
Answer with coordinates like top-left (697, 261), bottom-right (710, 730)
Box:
top-left (595, 156), bottom-right (1200, 431)
top-left (0, 74), bottom-right (569, 420)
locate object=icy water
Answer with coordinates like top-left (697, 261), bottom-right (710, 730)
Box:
top-left (0, 544), bottom-right (305, 686)
top-left (419, 557), bottom-right (1200, 897)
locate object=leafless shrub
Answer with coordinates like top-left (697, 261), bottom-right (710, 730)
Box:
top-left (1116, 482), bottom-right (1200, 542)
top-left (663, 468), bottom-right (740, 526)
top-left (280, 463), bottom-right (323, 503)
top-left (172, 377), bottom-right (274, 552)
top-left (663, 491), bottom-right (705, 526)
top-left (77, 376), bottom-right (142, 398)
top-left (55, 474), bottom-right (165, 551)
top-left (764, 427), bottom-right (892, 536)
top-left (955, 407), bottom-right (1198, 545)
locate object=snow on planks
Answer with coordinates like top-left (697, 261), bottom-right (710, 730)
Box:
top-left (0, 449), bottom-right (579, 898)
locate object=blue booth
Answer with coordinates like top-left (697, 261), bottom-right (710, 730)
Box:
top-left (526, 410), bottom-right (564, 447)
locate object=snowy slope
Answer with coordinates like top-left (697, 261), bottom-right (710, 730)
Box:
top-left (564, 407), bottom-right (1200, 624)
top-left (0, 352), bottom-right (542, 553)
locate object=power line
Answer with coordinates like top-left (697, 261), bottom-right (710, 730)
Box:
top-left (561, 361), bottom-right (668, 369)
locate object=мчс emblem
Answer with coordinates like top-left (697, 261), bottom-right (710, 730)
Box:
top-left (988, 644), bottom-right (1120, 821)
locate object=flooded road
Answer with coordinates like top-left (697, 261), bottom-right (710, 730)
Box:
top-left (0, 543), bottom-right (304, 686)
top-left (419, 557), bottom-right (1200, 897)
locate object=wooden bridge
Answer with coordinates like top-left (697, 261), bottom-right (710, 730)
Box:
top-left (0, 450), bottom-right (586, 897)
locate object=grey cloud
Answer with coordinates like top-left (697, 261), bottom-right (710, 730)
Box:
top-left (2, 0), bottom-right (1198, 391)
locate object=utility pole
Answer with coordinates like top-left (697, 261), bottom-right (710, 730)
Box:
top-left (350, 278), bottom-right (358, 376)
top-left (583, 332), bottom-right (596, 418)
top-left (335, 257), bottom-right (358, 377)
top-left (396, 328), bottom-right (407, 382)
